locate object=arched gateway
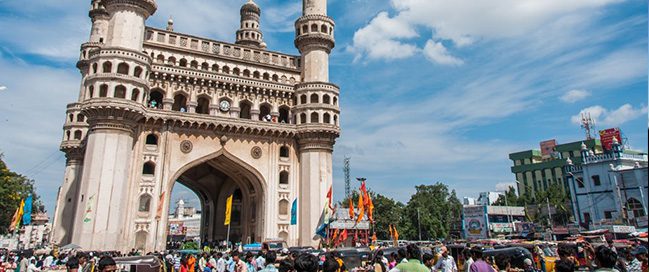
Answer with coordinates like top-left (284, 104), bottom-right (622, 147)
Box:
top-left (50, 0), bottom-right (339, 252)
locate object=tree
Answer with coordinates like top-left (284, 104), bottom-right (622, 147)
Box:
top-left (493, 186), bottom-right (519, 206)
top-left (371, 193), bottom-right (406, 240)
top-left (403, 183), bottom-right (454, 240)
top-left (0, 153), bottom-right (41, 234)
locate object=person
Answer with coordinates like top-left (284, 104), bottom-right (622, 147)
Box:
top-left (165, 255), bottom-right (176, 272)
top-left (389, 253), bottom-right (398, 269)
top-left (43, 253), bottom-right (54, 269)
top-left (607, 240), bottom-right (618, 254)
top-left (422, 254), bottom-right (435, 272)
top-left (293, 254), bottom-right (318, 272)
top-left (278, 258), bottom-right (293, 272)
top-left (188, 254), bottom-right (197, 272)
top-left (97, 257), bottom-right (117, 272)
top-left (462, 249), bottom-right (474, 272)
top-left (199, 253), bottom-right (208, 272)
top-left (533, 246), bottom-right (546, 272)
top-left (615, 248), bottom-right (628, 272)
top-left (322, 255), bottom-right (340, 272)
top-left (494, 255), bottom-right (509, 272)
top-left (594, 245), bottom-right (618, 272)
top-left (3, 258), bottom-right (17, 272)
top-left (389, 244), bottom-right (429, 272)
top-left (469, 247), bottom-right (494, 272)
top-left (215, 253), bottom-right (226, 272)
top-left (398, 249), bottom-right (409, 264)
top-left (26, 259), bottom-right (40, 272)
top-left (553, 260), bottom-right (574, 272)
top-left (180, 257), bottom-right (190, 272)
top-left (433, 247), bottom-right (458, 272)
top-left (373, 253), bottom-right (389, 272)
top-left (522, 259), bottom-right (535, 272)
top-left (77, 252), bottom-right (93, 272)
top-left (628, 246), bottom-right (647, 272)
top-left (19, 255), bottom-right (29, 272)
top-left (232, 251), bottom-right (247, 272)
top-left (244, 252), bottom-right (256, 272)
top-left (66, 257), bottom-right (80, 272)
top-left (256, 252), bottom-right (266, 271)
top-left (259, 251), bottom-right (277, 272)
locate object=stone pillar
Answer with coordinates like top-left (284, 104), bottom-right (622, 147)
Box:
top-left (71, 103), bottom-right (144, 251)
top-left (51, 148), bottom-right (85, 246)
top-left (103, 0), bottom-right (157, 50)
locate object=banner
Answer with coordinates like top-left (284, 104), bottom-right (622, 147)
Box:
top-left (224, 194), bottom-right (233, 226)
top-left (22, 195), bottom-right (32, 225)
top-left (83, 195), bottom-right (95, 223)
top-left (355, 191), bottom-right (365, 224)
top-left (156, 191), bottom-right (165, 220)
top-left (290, 198), bottom-right (297, 225)
top-left (9, 199), bottom-right (24, 231)
top-left (463, 205), bottom-right (488, 239)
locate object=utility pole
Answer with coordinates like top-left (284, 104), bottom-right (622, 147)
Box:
top-left (417, 208), bottom-right (422, 241)
top-left (546, 197), bottom-right (552, 227)
top-left (344, 157), bottom-right (351, 199)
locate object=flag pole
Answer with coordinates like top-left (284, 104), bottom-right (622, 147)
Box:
top-left (226, 224), bottom-right (231, 250)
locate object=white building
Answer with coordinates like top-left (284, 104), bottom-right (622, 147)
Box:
top-left (167, 200), bottom-right (201, 242)
top-left (565, 139), bottom-right (648, 228)
top-left (463, 197), bottom-right (477, 205)
top-left (477, 192), bottom-right (504, 206)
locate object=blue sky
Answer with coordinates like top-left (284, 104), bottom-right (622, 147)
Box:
top-left (0, 0), bottom-right (647, 214)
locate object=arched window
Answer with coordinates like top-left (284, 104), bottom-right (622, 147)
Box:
top-left (243, 69), bottom-right (251, 77)
top-left (114, 85), bottom-right (126, 98)
top-left (138, 194), bottom-right (152, 212)
top-left (300, 113), bottom-right (307, 124)
top-left (279, 171), bottom-right (289, 185)
top-left (334, 115), bottom-right (338, 125)
top-left (117, 63), bottom-right (129, 75)
top-left (92, 63), bottom-right (98, 74)
top-left (222, 66), bottom-right (230, 74)
top-left (302, 25), bottom-right (308, 34)
top-left (77, 114), bottom-right (85, 122)
top-left (272, 74), bottom-right (279, 82)
top-left (190, 60), bottom-right (198, 69)
top-left (627, 198), bottom-right (646, 218)
top-left (156, 54), bottom-right (165, 63)
top-left (131, 88), bottom-right (140, 101)
top-left (142, 161), bottom-right (155, 175)
top-left (172, 93), bottom-right (188, 112)
top-left (102, 61), bottom-right (112, 73)
top-left (212, 64), bottom-right (219, 72)
top-left (259, 103), bottom-right (271, 121)
top-left (73, 130), bottom-right (82, 140)
top-left (148, 89), bottom-right (164, 109)
top-left (263, 73), bottom-right (270, 81)
top-left (202, 62), bottom-right (209, 70)
top-left (99, 84), bottom-right (108, 97)
top-left (321, 24), bottom-right (328, 33)
top-left (333, 96), bottom-right (338, 105)
top-left (135, 231), bottom-right (147, 250)
top-left (134, 66), bottom-right (143, 78)
top-left (279, 199), bottom-right (289, 216)
top-left (233, 188), bottom-right (243, 201)
top-left (168, 56), bottom-right (176, 65)
top-left (323, 113), bottom-right (331, 124)
top-left (310, 94), bottom-right (319, 103)
top-left (66, 130), bottom-right (71, 140)
top-left (322, 94), bottom-right (331, 104)
top-left (310, 112), bottom-right (319, 123)
top-left (311, 24), bottom-right (318, 32)
top-left (145, 134), bottom-right (158, 145)
top-left (69, 114), bottom-right (74, 122)
top-left (279, 106), bottom-right (290, 123)
top-left (88, 85), bottom-right (94, 99)
top-left (300, 95), bottom-right (307, 104)
top-left (239, 101), bottom-right (252, 119)
top-left (233, 68), bottom-right (240, 76)
top-left (253, 71), bottom-right (260, 79)
top-left (280, 146), bottom-right (289, 158)
top-left (179, 58), bottom-right (187, 67)
top-left (196, 96), bottom-right (210, 114)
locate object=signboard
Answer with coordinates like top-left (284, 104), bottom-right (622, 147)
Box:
top-left (329, 220), bottom-right (370, 230)
top-left (490, 223), bottom-right (514, 233)
top-left (168, 223), bottom-right (184, 235)
top-left (612, 225), bottom-right (636, 234)
top-left (463, 205), bottom-right (487, 239)
top-left (540, 139), bottom-right (557, 157)
top-left (599, 128), bottom-right (622, 151)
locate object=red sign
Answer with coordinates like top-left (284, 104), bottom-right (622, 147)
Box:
top-left (599, 128), bottom-right (621, 151)
top-left (540, 139), bottom-right (557, 156)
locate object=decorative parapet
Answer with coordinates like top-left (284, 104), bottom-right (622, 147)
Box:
top-left (144, 27), bottom-right (300, 71)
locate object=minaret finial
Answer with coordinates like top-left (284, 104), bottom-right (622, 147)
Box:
top-left (167, 16), bottom-right (174, 31)
top-left (235, 0), bottom-right (264, 48)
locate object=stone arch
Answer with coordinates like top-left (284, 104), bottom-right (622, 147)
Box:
top-left (211, 64), bottom-right (219, 72)
top-left (190, 60), bottom-right (199, 69)
top-left (302, 25), bottom-right (308, 34)
top-left (310, 93), bottom-right (319, 103)
top-left (300, 95), bottom-right (307, 104)
top-left (196, 95), bottom-right (211, 114)
top-left (73, 130), bottom-right (82, 140)
top-left (99, 84), bottom-right (108, 97)
top-left (323, 113), bottom-right (331, 124)
top-left (114, 85), bottom-right (127, 98)
top-left (102, 61), bottom-right (112, 73)
top-left (311, 24), bottom-right (318, 32)
top-left (135, 231), bottom-right (147, 251)
top-left (145, 134), bottom-right (158, 145)
top-left (272, 74), bottom-right (279, 82)
top-left (279, 171), bottom-right (289, 185)
top-left (156, 54), bottom-right (165, 63)
top-left (300, 113), bottom-right (307, 124)
top-left (117, 62), bottom-right (129, 75)
top-left (253, 71), bottom-right (261, 79)
top-left (310, 112), bottom-right (319, 123)
top-left (263, 72), bottom-right (270, 81)
top-left (143, 161), bottom-right (155, 175)
top-left (279, 146), bottom-right (289, 158)
top-left (131, 88), bottom-right (140, 102)
top-left (179, 58), bottom-right (187, 67)
top-left (279, 199), bottom-right (289, 216)
top-left (138, 194), bottom-right (152, 212)
top-left (321, 24), bottom-right (328, 33)
top-left (92, 63), bottom-right (98, 74)
top-left (172, 92), bottom-right (188, 112)
top-left (134, 66), bottom-right (143, 78)
top-left (88, 85), bottom-right (94, 99)
top-left (222, 66), bottom-right (230, 74)
top-left (278, 106), bottom-right (290, 123)
top-left (201, 62), bottom-right (209, 70)
top-left (148, 88), bottom-right (164, 108)
top-left (333, 96), bottom-right (338, 105)
top-left (243, 69), bottom-right (251, 77)
top-left (168, 56), bottom-right (176, 65)
top-left (334, 114), bottom-right (338, 126)
top-left (323, 94), bottom-right (331, 104)
top-left (233, 67), bottom-right (241, 76)
top-left (239, 100), bottom-right (252, 119)
top-left (259, 103), bottom-right (272, 121)
top-left (77, 114), bottom-right (85, 122)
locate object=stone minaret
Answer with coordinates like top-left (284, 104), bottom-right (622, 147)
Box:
top-left (294, 0), bottom-right (339, 246)
top-left (235, 0), bottom-right (265, 48)
top-left (62, 0), bottom-right (157, 251)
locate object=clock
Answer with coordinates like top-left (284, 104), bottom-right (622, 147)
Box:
top-left (219, 100), bottom-right (231, 112)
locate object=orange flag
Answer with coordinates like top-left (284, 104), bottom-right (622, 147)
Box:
top-left (356, 191), bottom-right (365, 224)
top-left (348, 198), bottom-right (355, 219)
top-left (389, 224), bottom-right (394, 239)
top-left (366, 193), bottom-right (374, 223)
top-left (326, 185), bottom-right (333, 211)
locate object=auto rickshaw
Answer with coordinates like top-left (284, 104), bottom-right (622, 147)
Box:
top-left (114, 255), bottom-right (163, 272)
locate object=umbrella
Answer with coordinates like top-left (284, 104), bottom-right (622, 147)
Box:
top-left (60, 244), bottom-right (82, 250)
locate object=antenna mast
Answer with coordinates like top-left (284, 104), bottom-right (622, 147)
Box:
top-left (344, 157), bottom-right (351, 199)
top-left (580, 112), bottom-right (595, 140)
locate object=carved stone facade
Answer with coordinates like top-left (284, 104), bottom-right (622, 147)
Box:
top-left (50, 0), bottom-right (339, 252)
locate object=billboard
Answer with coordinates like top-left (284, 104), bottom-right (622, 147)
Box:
top-left (463, 205), bottom-right (487, 239)
top-left (539, 139), bottom-right (557, 157)
top-left (599, 128), bottom-right (622, 151)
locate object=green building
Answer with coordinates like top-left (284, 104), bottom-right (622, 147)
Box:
top-left (509, 139), bottom-right (602, 196)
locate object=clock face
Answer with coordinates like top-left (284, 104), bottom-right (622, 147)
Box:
top-left (219, 100), bottom-right (230, 112)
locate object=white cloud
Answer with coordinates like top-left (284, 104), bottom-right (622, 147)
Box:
top-left (0, 85), bottom-right (6, 91)
top-left (349, 11), bottom-right (419, 61)
top-left (560, 89), bottom-right (591, 103)
top-left (350, 0), bottom-right (621, 62)
top-left (423, 40), bottom-right (464, 66)
top-left (571, 104), bottom-right (648, 127)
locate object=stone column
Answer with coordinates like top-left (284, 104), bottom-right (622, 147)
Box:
top-left (51, 148), bottom-right (84, 246)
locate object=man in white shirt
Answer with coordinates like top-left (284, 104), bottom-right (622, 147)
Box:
top-left (215, 253), bottom-right (226, 272)
top-left (27, 259), bottom-right (41, 272)
top-left (433, 247), bottom-right (457, 272)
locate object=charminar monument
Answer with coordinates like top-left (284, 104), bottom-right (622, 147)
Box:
top-left (51, 0), bottom-right (339, 252)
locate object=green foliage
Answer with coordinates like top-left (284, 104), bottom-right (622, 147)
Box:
top-left (181, 241), bottom-right (199, 250)
top-left (0, 153), bottom-right (41, 234)
top-left (493, 184), bottom-right (571, 226)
